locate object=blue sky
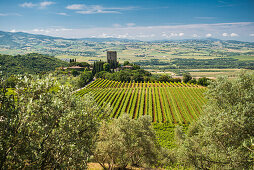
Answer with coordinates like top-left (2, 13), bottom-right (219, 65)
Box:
top-left (0, 0), bottom-right (254, 41)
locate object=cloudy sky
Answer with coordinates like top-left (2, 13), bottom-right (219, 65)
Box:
top-left (0, 0), bottom-right (254, 41)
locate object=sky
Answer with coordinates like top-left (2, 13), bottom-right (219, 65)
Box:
top-left (0, 0), bottom-right (254, 41)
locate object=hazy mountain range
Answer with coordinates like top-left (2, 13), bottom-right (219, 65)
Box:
top-left (1, 31), bottom-right (253, 49)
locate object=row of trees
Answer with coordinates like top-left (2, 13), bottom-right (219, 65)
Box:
top-left (95, 69), bottom-right (152, 82)
top-left (183, 73), bottom-right (210, 86)
top-left (156, 74), bottom-right (210, 86)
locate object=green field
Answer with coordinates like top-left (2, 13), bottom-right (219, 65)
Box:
top-left (76, 78), bottom-right (207, 124)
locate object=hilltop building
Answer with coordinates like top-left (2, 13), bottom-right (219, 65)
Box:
top-left (107, 51), bottom-right (118, 69)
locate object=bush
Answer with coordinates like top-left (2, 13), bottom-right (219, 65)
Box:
top-left (78, 71), bottom-right (93, 88)
top-left (0, 75), bottom-right (105, 169)
top-left (94, 114), bottom-right (160, 169)
top-left (197, 77), bottom-right (210, 86)
top-left (71, 70), bottom-right (80, 77)
top-left (158, 75), bottom-right (171, 82)
top-left (183, 73), bottom-right (192, 83)
top-left (175, 71), bottom-right (254, 169)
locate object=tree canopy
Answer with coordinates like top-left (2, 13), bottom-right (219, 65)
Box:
top-left (0, 53), bottom-right (67, 76)
top-left (94, 114), bottom-right (160, 169)
top-left (175, 71), bottom-right (254, 169)
top-left (0, 75), bottom-right (107, 169)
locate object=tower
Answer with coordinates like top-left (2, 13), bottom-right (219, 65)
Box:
top-left (107, 51), bottom-right (117, 68)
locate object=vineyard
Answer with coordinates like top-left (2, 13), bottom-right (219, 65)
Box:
top-left (76, 78), bottom-right (207, 124)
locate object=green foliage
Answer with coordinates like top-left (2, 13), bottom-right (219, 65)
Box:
top-left (183, 73), bottom-right (192, 83)
top-left (188, 78), bottom-right (197, 84)
top-left (0, 75), bottom-right (103, 169)
top-left (0, 53), bottom-right (67, 76)
top-left (171, 58), bottom-right (254, 69)
top-left (103, 63), bottom-right (110, 72)
top-left (175, 71), bottom-right (254, 169)
top-left (123, 61), bottom-right (130, 66)
top-left (157, 75), bottom-right (182, 83)
top-left (94, 114), bottom-right (160, 169)
top-left (92, 61), bottom-right (105, 75)
top-left (71, 70), bottom-right (80, 77)
top-left (197, 77), bottom-right (210, 86)
top-left (3, 75), bottom-right (19, 88)
top-left (95, 69), bottom-right (152, 82)
top-left (132, 64), bottom-right (141, 70)
top-left (153, 123), bottom-right (176, 149)
top-left (69, 61), bottom-right (90, 68)
top-left (77, 71), bottom-right (93, 88)
top-left (158, 75), bottom-right (171, 82)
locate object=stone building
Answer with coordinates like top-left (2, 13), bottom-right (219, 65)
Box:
top-left (107, 51), bottom-right (117, 68)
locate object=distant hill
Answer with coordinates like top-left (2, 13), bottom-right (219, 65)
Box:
top-left (0, 53), bottom-right (67, 76)
top-left (1, 30), bottom-right (253, 49)
top-left (79, 37), bottom-right (140, 42)
top-left (0, 31), bottom-right (66, 48)
top-left (0, 31), bottom-right (138, 49)
top-left (0, 30), bottom-right (253, 61)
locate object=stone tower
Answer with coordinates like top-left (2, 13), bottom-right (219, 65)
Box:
top-left (107, 51), bottom-right (117, 68)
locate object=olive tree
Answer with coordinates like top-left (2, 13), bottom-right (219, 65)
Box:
top-left (0, 75), bottom-right (106, 169)
top-left (175, 71), bottom-right (254, 169)
top-left (183, 73), bottom-right (192, 83)
top-left (94, 114), bottom-right (159, 169)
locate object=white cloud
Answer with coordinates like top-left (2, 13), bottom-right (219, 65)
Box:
top-left (192, 34), bottom-right (198, 37)
top-left (230, 33), bottom-right (238, 37)
top-left (179, 32), bottom-right (184, 36)
top-left (160, 32), bottom-right (184, 38)
top-left (0, 13), bottom-right (8, 16)
top-left (66, 4), bottom-right (135, 14)
top-left (126, 23), bottom-right (135, 27)
top-left (10, 29), bottom-right (16, 33)
top-left (170, 33), bottom-right (178, 37)
top-left (30, 28), bottom-right (72, 34)
top-left (116, 33), bottom-right (129, 38)
top-left (56, 12), bottom-right (68, 16)
top-left (222, 33), bottom-right (228, 36)
top-left (250, 34), bottom-right (254, 37)
top-left (66, 4), bottom-right (85, 10)
top-left (39, 1), bottom-right (55, 8)
top-left (76, 10), bottom-right (120, 14)
top-left (20, 1), bottom-right (54, 9)
top-left (113, 24), bottom-right (121, 27)
top-left (0, 13), bottom-right (21, 16)
top-left (20, 2), bottom-right (36, 8)
top-left (23, 22), bottom-right (254, 41)
top-left (206, 33), bottom-right (212, 37)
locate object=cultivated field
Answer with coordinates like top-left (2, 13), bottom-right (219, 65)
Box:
top-left (76, 78), bottom-right (207, 124)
